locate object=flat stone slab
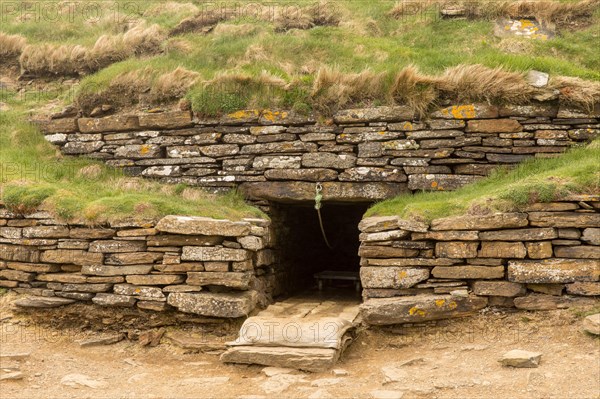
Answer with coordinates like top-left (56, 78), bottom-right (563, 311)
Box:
top-left (14, 296), bottom-right (76, 308)
top-left (499, 349), bottom-right (542, 368)
top-left (239, 181), bottom-right (407, 203)
top-left (221, 346), bottom-right (340, 373)
top-left (494, 18), bottom-right (554, 40)
top-left (79, 333), bottom-right (125, 348)
top-left (360, 294), bottom-right (488, 325)
top-left (156, 215), bottom-right (253, 237)
top-left (222, 295), bottom-right (360, 371)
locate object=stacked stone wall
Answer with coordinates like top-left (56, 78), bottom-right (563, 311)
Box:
top-left (37, 104), bottom-right (599, 202)
top-left (0, 208), bottom-right (279, 318)
top-left (359, 195), bottom-right (600, 325)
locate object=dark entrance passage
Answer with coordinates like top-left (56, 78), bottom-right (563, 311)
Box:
top-left (270, 202), bottom-right (370, 296)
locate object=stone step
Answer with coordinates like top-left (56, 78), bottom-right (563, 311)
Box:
top-left (220, 345), bottom-right (342, 373)
top-left (221, 295), bottom-right (360, 371)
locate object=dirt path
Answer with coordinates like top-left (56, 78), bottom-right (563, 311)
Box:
top-left (1, 292), bottom-right (599, 399)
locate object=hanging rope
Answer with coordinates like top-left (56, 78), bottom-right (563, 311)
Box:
top-left (314, 182), bottom-right (333, 249)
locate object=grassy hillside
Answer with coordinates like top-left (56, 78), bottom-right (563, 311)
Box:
top-left (2, 0), bottom-right (599, 116)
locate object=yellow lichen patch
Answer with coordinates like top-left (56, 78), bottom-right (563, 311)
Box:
top-left (227, 110), bottom-right (259, 119)
top-left (397, 271), bottom-right (407, 279)
top-left (140, 145), bottom-right (150, 155)
top-left (403, 122), bottom-right (413, 130)
top-left (431, 181), bottom-right (438, 188)
top-left (378, 131), bottom-right (386, 135)
top-left (519, 19), bottom-right (535, 29)
top-left (435, 299), bottom-right (446, 307)
top-left (409, 306), bottom-right (426, 317)
top-left (448, 301), bottom-right (458, 310)
top-left (261, 110), bottom-right (288, 122)
top-left (135, 288), bottom-right (141, 294)
top-left (449, 105), bottom-right (476, 119)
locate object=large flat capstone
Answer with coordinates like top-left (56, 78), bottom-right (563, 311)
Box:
top-left (156, 215), bottom-right (253, 237)
top-left (360, 294), bottom-right (488, 325)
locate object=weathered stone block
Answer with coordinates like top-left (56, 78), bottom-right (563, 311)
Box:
top-left (581, 228), bottom-right (600, 245)
top-left (14, 296), bottom-right (76, 308)
top-left (62, 283), bottom-right (113, 293)
top-left (358, 216), bottom-right (398, 233)
top-left (186, 272), bottom-right (253, 289)
top-left (526, 283), bottom-right (564, 296)
top-left (125, 274), bottom-right (185, 286)
top-left (408, 174), bottom-right (479, 191)
top-left (366, 258), bottom-right (460, 267)
top-left (22, 226), bottom-right (69, 238)
top-left (69, 228), bottom-right (115, 239)
top-left (265, 168), bottom-right (338, 182)
top-left (432, 265), bottom-right (504, 279)
top-left (554, 245), bottom-right (600, 259)
top-left (472, 281), bottom-right (525, 297)
top-left (360, 267), bottom-right (429, 289)
top-left (301, 153), bottom-right (356, 169)
top-left (431, 213), bottom-right (528, 231)
top-left (359, 246), bottom-right (419, 258)
top-left (411, 231), bottom-right (479, 241)
top-left (333, 106), bottom-right (414, 123)
top-left (432, 104), bottom-right (499, 119)
top-left (88, 240), bottom-right (146, 253)
top-left (156, 215), bottom-right (251, 237)
top-left (513, 294), bottom-right (573, 310)
top-left (478, 241), bottom-right (526, 258)
top-left (105, 252), bottom-right (162, 265)
top-left (167, 291), bottom-right (257, 317)
top-left (36, 273), bottom-right (87, 283)
top-left (240, 141), bottom-right (316, 155)
top-left (237, 236), bottom-right (264, 251)
top-left (435, 242), bottom-right (479, 258)
top-left (182, 247), bottom-right (250, 262)
top-left (360, 230), bottom-right (410, 242)
top-left (113, 283), bottom-right (166, 299)
top-left (0, 269), bottom-right (34, 282)
top-left (360, 294), bottom-right (488, 325)
top-left (138, 111), bottom-right (192, 129)
top-left (92, 293), bottom-right (136, 307)
top-left (38, 118), bottom-right (78, 134)
top-left (81, 265), bottom-right (153, 276)
top-left (528, 212), bottom-right (600, 228)
top-left (6, 262), bottom-right (61, 273)
top-left (466, 119), bottom-right (522, 133)
top-left (525, 241), bottom-right (553, 259)
top-left (479, 228), bottom-right (557, 241)
top-left (78, 115), bottom-right (138, 133)
top-left (62, 141), bottom-right (104, 154)
top-left (565, 282), bottom-right (600, 296)
top-left (508, 259), bottom-right (599, 283)
top-left (40, 250), bottom-right (103, 266)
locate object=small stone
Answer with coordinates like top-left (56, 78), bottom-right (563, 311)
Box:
top-left (79, 333), bottom-right (125, 347)
top-left (583, 314), bottom-right (600, 335)
top-left (61, 373), bottom-right (108, 389)
top-left (262, 367), bottom-right (295, 377)
top-left (526, 70), bottom-right (549, 88)
top-left (310, 378), bottom-right (343, 387)
top-left (332, 369), bottom-right (348, 376)
top-left (0, 371), bottom-right (24, 381)
top-left (371, 390), bottom-right (404, 399)
top-left (499, 350), bottom-right (542, 368)
top-left (381, 365), bottom-right (408, 384)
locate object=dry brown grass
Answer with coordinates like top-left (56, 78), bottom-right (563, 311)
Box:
top-left (311, 66), bottom-right (385, 113)
top-left (389, 64), bottom-right (535, 115)
top-left (550, 76), bottom-right (600, 112)
top-left (389, 0), bottom-right (600, 23)
top-left (389, 65), bottom-right (439, 116)
top-left (19, 25), bottom-right (165, 76)
top-left (0, 32), bottom-right (26, 60)
top-left (143, 2), bottom-right (199, 17)
top-left (170, 9), bottom-right (232, 35)
top-left (437, 64), bottom-right (535, 104)
top-left (149, 67), bottom-right (200, 103)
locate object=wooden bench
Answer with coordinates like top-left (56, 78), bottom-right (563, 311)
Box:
top-left (314, 270), bottom-right (361, 292)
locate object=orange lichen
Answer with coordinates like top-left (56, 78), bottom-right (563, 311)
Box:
top-left (261, 110), bottom-right (288, 122)
top-left (140, 145), bottom-right (150, 155)
top-left (435, 299), bottom-right (446, 307)
top-left (409, 306), bottom-right (426, 317)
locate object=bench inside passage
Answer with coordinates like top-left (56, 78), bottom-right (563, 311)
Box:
top-left (314, 271), bottom-right (361, 292)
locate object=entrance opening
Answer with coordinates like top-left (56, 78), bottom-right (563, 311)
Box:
top-left (270, 202), bottom-right (370, 296)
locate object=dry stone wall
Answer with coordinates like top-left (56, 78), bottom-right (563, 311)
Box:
top-left (37, 104), bottom-right (599, 202)
top-left (0, 208), bottom-right (280, 318)
top-left (358, 195), bottom-right (600, 325)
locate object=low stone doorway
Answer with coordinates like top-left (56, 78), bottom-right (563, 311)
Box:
top-left (269, 202), bottom-right (370, 296)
